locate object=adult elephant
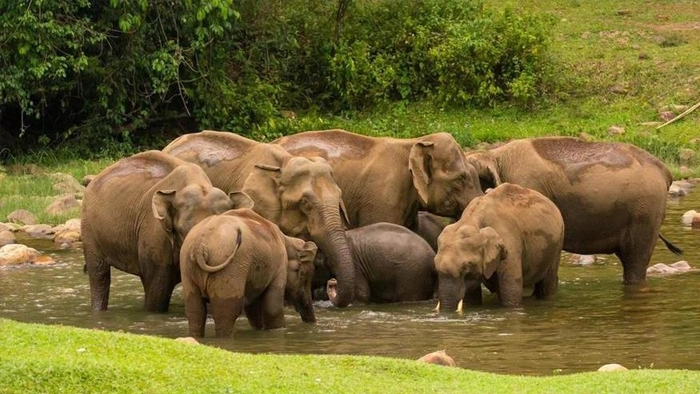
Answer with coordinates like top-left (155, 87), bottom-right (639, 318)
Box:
top-left (82, 150), bottom-right (253, 312)
top-left (163, 130), bottom-right (356, 307)
top-left (464, 136), bottom-right (682, 285)
top-left (274, 129), bottom-right (484, 230)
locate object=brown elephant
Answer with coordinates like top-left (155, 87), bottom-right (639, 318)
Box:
top-left (179, 208), bottom-right (318, 338)
top-left (162, 130), bottom-right (355, 307)
top-left (273, 129), bottom-right (484, 230)
top-left (434, 183), bottom-right (564, 310)
top-left (323, 222), bottom-right (436, 305)
top-left (81, 150), bottom-right (253, 312)
top-left (464, 137), bottom-right (682, 285)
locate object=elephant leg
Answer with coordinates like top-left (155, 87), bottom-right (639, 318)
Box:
top-left (183, 291), bottom-right (207, 337)
top-left (355, 276), bottom-right (370, 303)
top-left (616, 226), bottom-right (657, 285)
top-left (259, 286), bottom-right (286, 330)
top-left (141, 265), bottom-right (178, 313)
top-left (496, 265), bottom-right (523, 307)
top-left (85, 248), bottom-right (111, 311)
top-left (210, 297), bottom-right (244, 338)
top-left (244, 298), bottom-right (265, 330)
top-left (462, 279), bottom-right (483, 306)
top-left (533, 260), bottom-right (559, 299)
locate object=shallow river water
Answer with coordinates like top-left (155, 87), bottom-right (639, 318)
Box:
top-left (1, 191), bottom-right (699, 376)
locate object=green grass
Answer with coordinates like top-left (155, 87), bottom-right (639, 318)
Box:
top-left (1, 318), bottom-right (699, 394)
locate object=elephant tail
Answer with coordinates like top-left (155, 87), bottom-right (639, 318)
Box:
top-left (195, 227), bottom-right (243, 273)
top-left (659, 233), bottom-right (683, 255)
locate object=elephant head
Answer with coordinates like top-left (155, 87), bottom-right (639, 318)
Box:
top-left (242, 156), bottom-right (356, 308)
top-left (463, 150), bottom-right (502, 191)
top-left (434, 224), bottom-right (506, 312)
top-left (152, 187), bottom-right (254, 249)
top-left (409, 133), bottom-right (484, 219)
top-left (283, 235), bottom-right (318, 323)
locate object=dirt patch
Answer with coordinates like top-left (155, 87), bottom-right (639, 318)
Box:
top-left (644, 21), bottom-right (700, 32)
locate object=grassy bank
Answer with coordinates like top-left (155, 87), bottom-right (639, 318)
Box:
top-left (1, 319), bottom-right (698, 394)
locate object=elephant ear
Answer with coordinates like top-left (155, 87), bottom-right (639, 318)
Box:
top-left (480, 227), bottom-right (505, 279)
top-left (408, 141), bottom-right (435, 206)
top-left (466, 152), bottom-right (501, 188)
top-left (242, 164), bottom-right (282, 223)
top-left (152, 190), bottom-right (176, 235)
top-left (339, 198), bottom-right (351, 229)
top-left (229, 191), bottom-right (255, 210)
top-left (299, 241), bottom-right (318, 263)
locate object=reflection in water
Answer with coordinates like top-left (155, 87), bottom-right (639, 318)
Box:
top-left (1, 192), bottom-right (699, 376)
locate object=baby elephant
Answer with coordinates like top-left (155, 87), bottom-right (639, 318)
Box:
top-left (325, 223), bottom-right (437, 305)
top-left (180, 209), bottom-right (317, 338)
top-left (434, 183), bottom-right (564, 311)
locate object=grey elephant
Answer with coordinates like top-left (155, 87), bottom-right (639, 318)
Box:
top-left (434, 183), bottom-right (564, 310)
top-left (162, 130), bottom-right (355, 307)
top-left (414, 212), bottom-right (453, 252)
top-left (321, 223), bottom-right (436, 305)
top-left (81, 150), bottom-right (253, 312)
top-left (464, 136), bottom-right (682, 285)
top-left (273, 129), bottom-right (484, 230)
top-left (179, 208), bottom-right (318, 338)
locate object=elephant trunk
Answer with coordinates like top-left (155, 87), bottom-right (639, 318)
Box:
top-left (436, 274), bottom-right (462, 313)
top-left (312, 203), bottom-right (355, 308)
top-left (292, 290), bottom-right (316, 323)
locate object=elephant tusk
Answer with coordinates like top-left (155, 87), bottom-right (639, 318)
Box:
top-left (456, 299), bottom-right (464, 314)
top-left (434, 301), bottom-right (440, 312)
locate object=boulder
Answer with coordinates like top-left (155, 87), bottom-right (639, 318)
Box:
top-left (50, 172), bottom-right (85, 195)
top-left (598, 363), bottom-right (628, 372)
top-left (0, 223), bottom-right (11, 232)
top-left (570, 254), bottom-right (596, 265)
top-left (7, 209), bottom-right (36, 225)
top-left (81, 174), bottom-right (96, 186)
top-left (54, 230), bottom-right (81, 244)
top-left (681, 210), bottom-right (700, 226)
top-left (647, 261), bottom-right (694, 276)
top-left (46, 194), bottom-right (81, 215)
top-left (417, 350), bottom-right (456, 367)
top-left (0, 244), bottom-right (40, 266)
top-left (22, 224), bottom-right (55, 239)
top-left (53, 218), bottom-right (81, 234)
top-left (668, 184), bottom-right (687, 197)
top-left (0, 230), bottom-right (15, 246)
top-left (607, 126), bottom-right (625, 136)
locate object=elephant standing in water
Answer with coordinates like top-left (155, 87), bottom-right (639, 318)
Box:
top-left (434, 183), bottom-right (564, 310)
top-left (163, 130), bottom-right (356, 307)
top-left (274, 129), bottom-right (484, 230)
top-left (322, 223), bottom-right (437, 304)
top-left (81, 150), bottom-right (253, 312)
top-left (464, 137), bottom-right (681, 285)
top-left (179, 209), bottom-right (317, 338)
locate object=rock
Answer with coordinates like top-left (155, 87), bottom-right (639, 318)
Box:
top-left (570, 254), bottom-right (596, 265)
top-left (679, 149), bottom-right (697, 166)
top-left (50, 172), bottom-right (85, 195)
top-left (53, 218), bottom-right (81, 234)
top-left (638, 52), bottom-right (649, 60)
top-left (0, 244), bottom-right (40, 266)
top-left (33, 255), bottom-right (56, 266)
top-left (668, 184), bottom-right (687, 197)
top-left (607, 126), bottom-right (625, 136)
top-left (175, 337), bottom-right (200, 345)
top-left (681, 210), bottom-right (699, 226)
top-left (578, 132), bottom-right (592, 142)
top-left (54, 230), bottom-right (81, 244)
top-left (598, 363), bottom-right (628, 372)
top-left (693, 216), bottom-right (700, 229)
top-left (610, 85), bottom-right (627, 95)
top-left (46, 194), bottom-right (81, 215)
top-left (22, 224), bottom-right (55, 239)
top-left (81, 174), bottom-right (96, 186)
top-left (418, 350), bottom-right (456, 367)
top-left (647, 261), bottom-right (694, 275)
top-left (659, 111), bottom-right (675, 122)
top-left (0, 230), bottom-right (15, 246)
top-left (7, 209), bottom-right (36, 225)
top-left (0, 223), bottom-right (11, 232)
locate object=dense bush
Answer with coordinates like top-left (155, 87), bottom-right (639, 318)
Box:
top-left (0, 0), bottom-right (555, 157)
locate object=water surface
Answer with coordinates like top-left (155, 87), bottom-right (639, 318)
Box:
top-left (1, 191), bottom-right (699, 376)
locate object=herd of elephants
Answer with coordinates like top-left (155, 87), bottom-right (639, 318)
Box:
top-left (80, 129), bottom-right (682, 338)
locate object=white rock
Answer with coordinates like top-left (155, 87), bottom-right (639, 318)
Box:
top-left (570, 254), bottom-right (596, 265)
top-left (682, 210), bottom-right (698, 226)
top-left (598, 363), bottom-right (628, 372)
top-left (175, 337), bottom-right (199, 345)
top-left (0, 244), bottom-right (40, 266)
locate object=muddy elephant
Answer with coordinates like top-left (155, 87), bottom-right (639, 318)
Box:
top-left (274, 129), bottom-right (484, 230)
top-left (81, 150), bottom-right (253, 312)
top-left (434, 183), bottom-right (564, 310)
top-left (162, 130), bottom-right (355, 307)
top-left (322, 223), bottom-right (436, 305)
top-left (464, 137), bottom-right (682, 285)
top-left (179, 208), bottom-right (317, 338)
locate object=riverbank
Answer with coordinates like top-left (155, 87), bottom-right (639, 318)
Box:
top-left (1, 318), bottom-right (698, 394)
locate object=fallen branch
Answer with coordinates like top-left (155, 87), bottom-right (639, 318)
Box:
top-left (657, 100), bottom-right (700, 130)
